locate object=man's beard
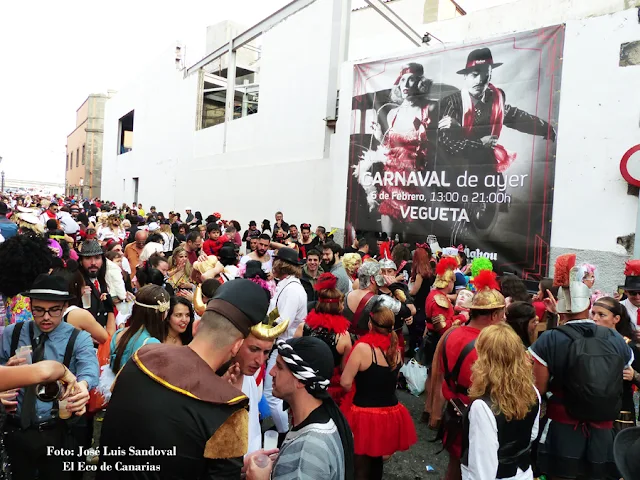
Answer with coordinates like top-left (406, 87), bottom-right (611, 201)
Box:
top-left (87, 269), bottom-right (99, 279)
top-left (321, 257), bottom-right (335, 270)
top-left (256, 250), bottom-right (268, 258)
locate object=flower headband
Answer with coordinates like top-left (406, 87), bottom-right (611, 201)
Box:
top-left (134, 299), bottom-right (170, 313)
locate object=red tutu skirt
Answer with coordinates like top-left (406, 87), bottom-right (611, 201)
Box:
top-left (342, 402), bottom-right (417, 457)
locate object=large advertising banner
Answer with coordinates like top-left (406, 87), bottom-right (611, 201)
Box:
top-left (346, 25), bottom-right (565, 279)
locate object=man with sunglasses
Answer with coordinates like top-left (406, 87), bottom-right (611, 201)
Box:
top-left (0, 274), bottom-right (98, 480)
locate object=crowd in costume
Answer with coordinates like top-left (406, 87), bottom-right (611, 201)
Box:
top-left (1, 194), bottom-right (640, 480)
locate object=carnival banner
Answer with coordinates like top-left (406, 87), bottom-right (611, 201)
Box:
top-left (345, 25), bottom-right (565, 278)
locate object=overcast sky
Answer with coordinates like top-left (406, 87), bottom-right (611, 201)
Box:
top-left (0, 0), bottom-right (513, 185)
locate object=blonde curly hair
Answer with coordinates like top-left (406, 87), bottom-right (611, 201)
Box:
top-left (468, 323), bottom-right (537, 421)
top-left (342, 253), bottom-right (362, 278)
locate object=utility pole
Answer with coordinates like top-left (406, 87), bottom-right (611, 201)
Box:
top-left (1, 171), bottom-right (5, 193)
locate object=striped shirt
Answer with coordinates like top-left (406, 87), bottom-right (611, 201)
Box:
top-left (272, 405), bottom-right (344, 480)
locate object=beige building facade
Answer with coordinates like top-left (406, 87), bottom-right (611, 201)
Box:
top-left (66, 93), bottom-right (110, 198)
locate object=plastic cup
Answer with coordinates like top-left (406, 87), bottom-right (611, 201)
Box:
top-left (118, 301), bottom-right (132, 317)
top-left (82, 290), bottom-right (92, 309)
top-left (16, 345), bottom-right (32, 364)
top-left (58, 398), bottom-right (72, 419)
top-left (263, 430), bottom-right (278, 450)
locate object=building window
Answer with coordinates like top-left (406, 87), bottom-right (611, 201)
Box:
top-left (118, 110), bottom-right (134, 154)
top-left (82, 145), bottom-right (85, 165)
top-left (70, 152), bottom-right (74, 169)
top-left (66, 154), bottom-right (69, 171)
top-left (76, 148), bottom-right (79, 168)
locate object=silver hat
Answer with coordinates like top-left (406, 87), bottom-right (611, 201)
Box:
top-left (379, 257), bottom-right (397, 271)
top-left (557, 266), bottom-right (591, 314)
top-left (358, 261), bottom-right (385, 289)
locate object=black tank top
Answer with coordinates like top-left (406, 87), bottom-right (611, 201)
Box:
top-left (353, 346), bottom-right (399, 408)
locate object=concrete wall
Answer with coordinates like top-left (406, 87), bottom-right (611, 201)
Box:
top-left (348, 0), bottom-right (629, 61)
top-left (67, 95), bottom-right (108, 198)
top-left (101, 45), bottom-right (188, 210)
top-left (102, 0), bottom-right (338, 231)
top-left (86, 95), bottom-right (108, 199)
top-left (66, 115), bottom-right (87, 194)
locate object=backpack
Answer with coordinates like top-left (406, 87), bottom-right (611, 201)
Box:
top-left (557, 324), bottom-right (624, 422)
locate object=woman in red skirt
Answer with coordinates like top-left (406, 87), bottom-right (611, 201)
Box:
top-left (295, 272), bottom-right (353, 405)
top-left (340, 303), bottom-right (417, 479)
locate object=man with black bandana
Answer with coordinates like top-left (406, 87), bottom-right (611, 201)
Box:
top-left (245, 337), bottom-right (354, 480)
top-left (98, 279), bottom-right (270, 479)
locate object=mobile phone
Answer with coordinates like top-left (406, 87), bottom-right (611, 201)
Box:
top-left (449, 398), bottom-right (467, 416)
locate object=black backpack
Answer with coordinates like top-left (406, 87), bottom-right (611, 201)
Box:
top-left (557, 324), bottom-right (624, 422)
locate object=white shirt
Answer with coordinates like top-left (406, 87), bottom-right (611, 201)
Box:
top-left (122, 257), bottom-right (132, 275)
top-left (160, 232), bottom-right (174, 252)
top-left (105, 259), bottom-right (127, 301)
top-left (268, 275), bottom-right (307, 340)
top-left (242, 374), bottom-right (261, 455)
top-left (622, 298), bottom-right (638, 328)
top-left (462, 387), bottom-right (541, 480)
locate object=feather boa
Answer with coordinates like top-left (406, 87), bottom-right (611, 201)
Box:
top-left (97, 364), bottom-right (116, 403)
top-left (355, 332), bottom-right (392, 352)
top-left (305, 310), bottom-right (350, 334)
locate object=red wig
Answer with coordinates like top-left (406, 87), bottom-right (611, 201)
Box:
top-left (411, 247), bottom-right (433, 281)
top-left (314, 273), bottom-right (338, 292)
top-left (553, 253), bottom-right (576, 287)
top-left (436, 257), bottom-right (458, 277)
top-left (472, 270), bottom-right (500, 291)
top-left (624, 260), bottom-right (640, 277)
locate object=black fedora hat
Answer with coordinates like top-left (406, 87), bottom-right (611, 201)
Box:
top-left (457, 47), bottom-right (503, 75)
top-left (79, 240), bottom-right (103, 257)
top-left (275, 247), bottom-right (304, 266)
top-left (621, 275), bottom-right (640, 292)
top-left (22, 274), bottom-right (75, 301)
top-left (614, 426), bottom-right (640, 479)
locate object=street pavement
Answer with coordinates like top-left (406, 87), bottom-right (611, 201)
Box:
top-left (384, 389), bottom-right (447, 480)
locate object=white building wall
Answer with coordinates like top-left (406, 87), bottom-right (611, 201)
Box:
top-left (101, 0), bottom-right (639, 291)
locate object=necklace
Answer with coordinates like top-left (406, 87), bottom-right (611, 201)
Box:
top-left (167, 332), bottom-right (181, 345)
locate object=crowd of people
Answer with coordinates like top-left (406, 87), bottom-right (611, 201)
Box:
top-left (0, 193), bottom-right (639, 480)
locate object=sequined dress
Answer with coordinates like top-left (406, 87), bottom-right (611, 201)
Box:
top-left (378, 108), bottom-right (429, 221)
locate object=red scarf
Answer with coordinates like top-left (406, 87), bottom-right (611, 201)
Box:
top-left (355, 332), bottom-right (392, 352)
top-left (305, 311), bottom-right (350, 334)
top-left (462, 83), bottom-right (516, 173)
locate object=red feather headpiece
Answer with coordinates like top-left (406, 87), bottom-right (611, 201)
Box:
top-left (624, 260), bottom-right (640, 277)
top-left (472, 270), bottom-right (500, 291)
top-left (553, 253), bottom-right (576, 287)
top-left (436, 257), bottom-right (458, 277)
top-left (314, 272), bottom-right (338, 292)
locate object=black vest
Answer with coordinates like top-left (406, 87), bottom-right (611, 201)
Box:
top-left (461, 394), bottom-right (539, 478)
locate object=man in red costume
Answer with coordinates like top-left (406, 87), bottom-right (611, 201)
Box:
top-left (440, 270), bottom-right (505, 480)
top-left (425, 257), bottom-right (468, 335)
